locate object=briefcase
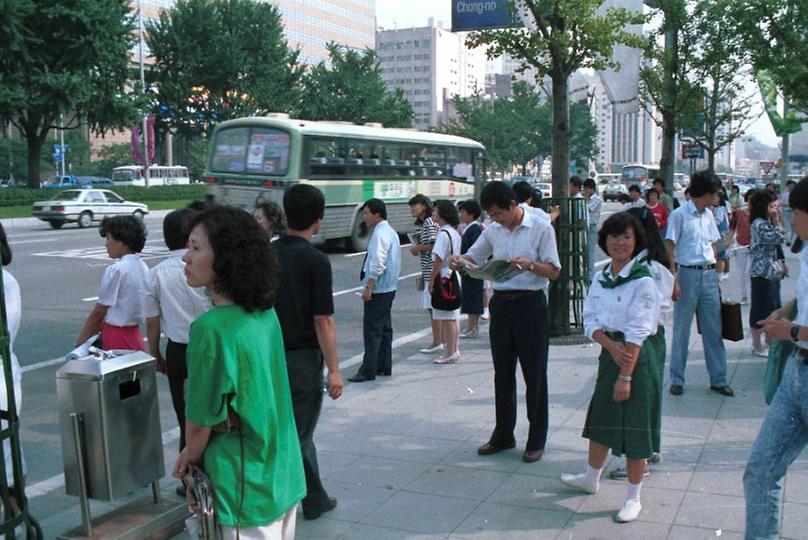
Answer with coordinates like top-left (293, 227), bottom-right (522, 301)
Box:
top-left (696, 300), bottom-right (744, 342)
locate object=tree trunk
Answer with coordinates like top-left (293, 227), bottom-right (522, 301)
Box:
top-left (659, 109), bottom-right (676, 188)
top-left (25, 132), bottom-right (46, 189)
top-left (659, 24), bottom-right (678, 192)
top-left (551, 73), bottom-right (570, 198)
top-left (780, 98), bottom-right (790, 189)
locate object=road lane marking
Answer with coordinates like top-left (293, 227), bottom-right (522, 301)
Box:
top-left (332, 272), bottom-right (419, 297)
top-left (33, 245), bottom-right (170, 261)
top-left (7, 239), bottom-right (57, 245)
top-left (81, 296), bottom-right (98, 302)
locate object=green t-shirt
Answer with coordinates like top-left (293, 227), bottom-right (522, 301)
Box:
top-left (185, 305), bottom-right (305, 527)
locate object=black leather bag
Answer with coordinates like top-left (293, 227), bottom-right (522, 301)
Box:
top-left (431, 230), bottom-right (462, 311)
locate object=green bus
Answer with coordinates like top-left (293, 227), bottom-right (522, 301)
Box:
top-left (204, 114), bottom-right (486, 250)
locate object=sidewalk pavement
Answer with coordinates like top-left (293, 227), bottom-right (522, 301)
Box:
top-left (41, 251), bottom-right (805, 539)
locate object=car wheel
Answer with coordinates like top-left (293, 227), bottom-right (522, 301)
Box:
top-left (49, 220), bottom-right (64, 230)
top-left (133, 210), bottom-right (144, 221)
top-left (78, 211), bottom-right (93, 228)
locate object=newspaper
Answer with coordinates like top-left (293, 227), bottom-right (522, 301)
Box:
top-left (459, 258), bottom-right (521, 282)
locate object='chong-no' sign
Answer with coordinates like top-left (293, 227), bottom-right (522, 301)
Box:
top-left (451, 0), bottom-right (516, 32)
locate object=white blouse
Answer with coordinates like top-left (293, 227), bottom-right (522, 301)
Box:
top-left (432, 225), bottom-right (461, 278)
top-left (583, 255), bottom-right (663, 347)
top-left (648, 259), bottom-right (674, 326)
top-left (98, 254), bottom-right (148, 326)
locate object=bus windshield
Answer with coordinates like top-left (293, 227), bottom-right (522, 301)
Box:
top-left (211, 127), bottom-right (291, 176)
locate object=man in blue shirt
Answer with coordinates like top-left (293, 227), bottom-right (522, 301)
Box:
top-left (349, 198), bottom-right (401, 382)
top-left (665, 171), bottom-right (733, 397)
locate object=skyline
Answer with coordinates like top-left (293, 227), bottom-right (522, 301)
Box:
top-left (374, 2), bottom-right (780, 148)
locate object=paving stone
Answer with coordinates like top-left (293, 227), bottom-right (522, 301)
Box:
top-left (360, 490), bottom-right (480, 534)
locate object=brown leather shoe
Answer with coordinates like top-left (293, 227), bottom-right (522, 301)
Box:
top-left (522, 449), bottom-right (544, 463)
top-left (477, 441), bottom-right (516, 455)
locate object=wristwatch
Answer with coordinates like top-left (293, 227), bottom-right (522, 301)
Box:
top-left (618, 374), bottom-right (632, 382)
top-left (791, 324), bottom-right (802, 343)
top-left (528, 261), bottom-right (535, 272)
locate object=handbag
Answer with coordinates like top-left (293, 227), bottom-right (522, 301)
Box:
top-left (431, 230), bottom-right (462, 311)
top-left (696, 288), bottom-right (743, 342)
top-left (184, 464), bottom-right (221, 540)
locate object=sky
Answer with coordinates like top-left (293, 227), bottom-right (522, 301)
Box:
top-left (375, 2), bottom-right (779, 147)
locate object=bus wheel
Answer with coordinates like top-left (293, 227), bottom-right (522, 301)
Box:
top-left (348, 212), bottom-right (370, 252)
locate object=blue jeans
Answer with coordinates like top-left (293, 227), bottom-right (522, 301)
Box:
top-left (669, 267), bottom-right (727, 386)
top-left (744, 354), bottom-right (808, 539)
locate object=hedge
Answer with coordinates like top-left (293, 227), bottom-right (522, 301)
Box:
top-left (0, 184), bottom-right (208, 207)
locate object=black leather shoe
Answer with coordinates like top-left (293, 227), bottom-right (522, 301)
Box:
top-left (377, 370), bottom-right (391, 376)
top-left (477, 440), bottom-right (516, 455)
top-left (303, 497), bottom-right (337, 520)
top-left (711, 385), bottom-right (735, 397)
top-left (175, 484), bottom-right (186, 497)
top-left (669, 384), bottom-right (683, 396)
top-left (348, 373), bottom-right (374, 383)
top-left (523, 449), bottom-right (544, 463)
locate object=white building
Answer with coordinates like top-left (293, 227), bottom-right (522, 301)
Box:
top-left (376, 19), bottom-right (486, 128)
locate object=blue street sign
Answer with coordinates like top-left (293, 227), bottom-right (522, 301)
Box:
top-left (451, 1), bottom-right (518, 32)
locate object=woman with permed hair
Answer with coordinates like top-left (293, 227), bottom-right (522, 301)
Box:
top-left (74, 215), bottom-right (148, 350)
top-left (173, 206), bottom-right (304, 538)
top-left (255, 199), bottom-right (286, 238)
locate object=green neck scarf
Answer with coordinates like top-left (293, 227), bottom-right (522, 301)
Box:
top-left (600, 258), bottom-right (651, 289)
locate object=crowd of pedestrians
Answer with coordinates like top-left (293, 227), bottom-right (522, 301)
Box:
top-left (0, 167), bottom-right (794, 537)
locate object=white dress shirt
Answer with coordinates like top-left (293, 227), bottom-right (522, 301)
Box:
top-left (519, 202), bottom-right (552, 224)
top-left (98, 254), bottom-right (148, 326)
top-left (583, 255), bottom-right (663, 347)
top-left (142, 249), bottom-right (212, 343)
top-left (795, 245), bottom-right (808, 348)
top-left (666, 200), bottom-right (721, 265)
top-left (587, 194), bottom-right (602, 225)
top-left (466, 207), bottom-right (561, 291)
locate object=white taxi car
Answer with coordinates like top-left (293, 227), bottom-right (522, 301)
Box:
top-left (32, 189), bottom-right (149, 229)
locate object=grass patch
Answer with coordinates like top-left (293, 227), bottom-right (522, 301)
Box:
top-left (0, 199), bottom-right (199, 220)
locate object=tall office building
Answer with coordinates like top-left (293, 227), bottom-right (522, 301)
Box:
top-left (376, 19), bottom-right (486, 129)
top-left (138, 0), bottom-right (375, 64)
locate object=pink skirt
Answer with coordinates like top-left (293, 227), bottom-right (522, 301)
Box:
top-left (101, 323), bottom-right (145, 351)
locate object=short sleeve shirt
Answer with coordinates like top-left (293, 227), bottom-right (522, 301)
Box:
top-left (666, 201), bottom-right (721, 265)
top-left (273, 235), bottom-right (334, 350)
top-left (432, 225), bottom-right (461, 278)
top-left (185, 306), bottom-right (305, 527)
top-left (418, 217), bottom-right (438, 281)
top-left (97, 254), bottom-right (148, 326)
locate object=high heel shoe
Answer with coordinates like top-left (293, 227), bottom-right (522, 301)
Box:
top-left (434, 352), bottom-right (459, 364)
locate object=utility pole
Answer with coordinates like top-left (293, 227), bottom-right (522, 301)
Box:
top-left (780, 98), bottom-right (790, 190)
top-left (137, 0), bottom-right (151, 187)
top-left (59, 114), bottom-right (66, 177)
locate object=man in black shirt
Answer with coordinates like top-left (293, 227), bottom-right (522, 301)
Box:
top-left (273, 184), bottom-right (344, 520)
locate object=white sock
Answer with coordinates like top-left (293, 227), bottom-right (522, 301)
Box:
top-left (626, 480), bottom-right (643, 502)
top-left (584, 465), bottom-right (602, 486)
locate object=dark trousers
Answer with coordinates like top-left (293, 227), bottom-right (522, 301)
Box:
top-left (487, 291), bottom-right (550, 451)
top-left (285, 348), bottom-right (329, 516)
top-left (166, 340), bottom-right (188, 452)
top-left (359, 291), bottom-right (396, 378)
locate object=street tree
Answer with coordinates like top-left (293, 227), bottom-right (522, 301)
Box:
top-left (682, 0), bottom-right (758, 173)
top-left (146, 0), bottom-right (304, 137)
top-left (467, 1), bottom-right (644, 197)
top-left (443, 82), bottom-right (551, 174)
top-left (0, 0), bottom-right (138, 188)
top-left (639, 0), bottom-right (704, 187)
top-left (298, 43), bottom-right (413, 127)
top-left (731, 0), bottom-right (807, 113)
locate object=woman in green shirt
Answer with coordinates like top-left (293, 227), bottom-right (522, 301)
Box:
top-left (173, 206), bottom-right (305, 539)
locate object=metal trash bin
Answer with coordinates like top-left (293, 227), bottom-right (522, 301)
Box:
top-left (56, 350), bottom-right (164, 502)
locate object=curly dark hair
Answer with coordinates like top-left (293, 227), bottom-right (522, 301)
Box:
top-left (748, 189), bottom-right (774, 223)
top-left (434, 199), bottom-right (460, 227)
top-left (256, 199), bottom-right (286, 236)
top-left (188, 206), bottom-right (279, 312)
top-left (99, 216), bottom-right (146, 253)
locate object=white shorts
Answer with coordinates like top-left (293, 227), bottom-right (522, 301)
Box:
top-left (220, 504), bottom-right (297, 540)
top-left (432, 307), bottom-right (460, 320)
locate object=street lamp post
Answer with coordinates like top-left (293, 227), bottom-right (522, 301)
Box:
top-left (137, 0), bottom-right (151, 188)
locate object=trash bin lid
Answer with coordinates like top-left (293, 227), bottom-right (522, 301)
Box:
top-left (56, 350), bottom-right (155, 381)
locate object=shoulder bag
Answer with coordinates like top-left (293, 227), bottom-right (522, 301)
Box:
top-left (431, 230), bottom-right (462, 311)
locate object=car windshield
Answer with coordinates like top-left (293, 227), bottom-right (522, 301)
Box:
top-left (51, 191), bottom-right (83, 201)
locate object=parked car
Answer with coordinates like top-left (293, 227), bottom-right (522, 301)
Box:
top-left (533, 182), bottom-right (553, 199)
top-left (76, 176), bottom-right (114, 187)
top-left (507, 176), bottom-right (552, 199)
top-left (603, 182), bottom-right (628, 202)
top-left (32, 189), bottom-right (148, 229)
top-left (44, 175), bottom-right (82, 188)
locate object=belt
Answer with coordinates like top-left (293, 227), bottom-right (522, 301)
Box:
top-left (797, 347), bottom-right (808, 363)
top-left (678, 263), bottom-right (716, 270)
top-left (493, 289), bottom-right (544, 300)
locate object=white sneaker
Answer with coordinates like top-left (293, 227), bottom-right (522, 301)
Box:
top-left (419, 344), bottom-right (445, 354)
top-left (753, 348), bottom-right (769, 358)
top-left (616, 499), bottom-right (642, 523)
top-left (560, 473), bottom-right (599, 494)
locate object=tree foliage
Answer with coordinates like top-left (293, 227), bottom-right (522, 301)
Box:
top-left (466, 0), bottom-right (644, 197)
top-left (298, 43), bottom-right (413, 128)
top-left (731, 0), bottom-right (807, 112)
top-left (146, 0), bottom-right (304, 137)
top-left (442, 82), bottom-right (597, 175)
top-left (0, 0), bottom-right (138, 187)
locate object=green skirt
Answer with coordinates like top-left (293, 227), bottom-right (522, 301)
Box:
top-left (582, 328), bottom-right (665, 459)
